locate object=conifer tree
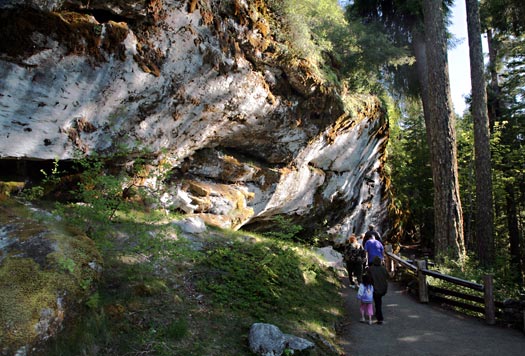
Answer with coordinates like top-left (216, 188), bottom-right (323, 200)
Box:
top-left (466, 0), bottom-right (495, 267)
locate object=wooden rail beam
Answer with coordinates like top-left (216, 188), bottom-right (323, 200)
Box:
top-left (421, 269), bottom-right (484, 292)
top-left (385, 251), bottom-right (417, 272)
top-left (429, 295), bottom-right (486, 314)
top-left (429, 286), bottom-right (484, 304)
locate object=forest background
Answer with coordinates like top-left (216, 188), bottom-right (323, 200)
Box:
top-left (331, 0), bottom-right (524, 293)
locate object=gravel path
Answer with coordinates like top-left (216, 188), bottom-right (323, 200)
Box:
top-left (338, 280), bottom-right (525, 356)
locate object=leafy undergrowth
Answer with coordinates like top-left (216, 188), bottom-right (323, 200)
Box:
top-left (42, 221), bottom-right (344, 355)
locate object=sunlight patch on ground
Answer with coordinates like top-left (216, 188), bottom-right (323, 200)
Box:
top-left (398, 336), bottom-right (421, 342)
top-left (118, 255), bottom-right (148, 264)
top-left (301, 320), bottom-right (336, 339)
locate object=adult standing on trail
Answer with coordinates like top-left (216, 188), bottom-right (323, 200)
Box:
top-left (363, 224), bottom-right (382, 246)
top-left (369, 256), bottom-right (388, 325)
top-left (364, 235), bottom-right (384, 266)
top-left (343, 235), bottom-right (365, 287)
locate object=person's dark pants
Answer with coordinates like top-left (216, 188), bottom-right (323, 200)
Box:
top-left (373, 292), bottom-right (385, 322)
top-left (346, 262), bottom-right (363, 284)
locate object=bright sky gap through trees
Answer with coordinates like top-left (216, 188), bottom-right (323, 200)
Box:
top-left (448, 0), bottom-right (489, 115)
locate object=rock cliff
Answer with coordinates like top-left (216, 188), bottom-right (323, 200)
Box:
top-left (0, 0), bottom-right (389, 238)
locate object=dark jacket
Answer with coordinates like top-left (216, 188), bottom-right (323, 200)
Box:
top-left (364, 229), bottom-right (382, 244)
top-left (368, 256), bottom-right (388, 295)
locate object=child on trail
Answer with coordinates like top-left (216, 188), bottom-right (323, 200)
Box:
top-left (357, 274), bottom-right (374, 325)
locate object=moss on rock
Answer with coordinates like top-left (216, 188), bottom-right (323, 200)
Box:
top-left (0, 182), bottom-right (25, 200)
top-left (0, 200), bottom-right (102, 354)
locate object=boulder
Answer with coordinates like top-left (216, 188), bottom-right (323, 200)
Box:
top-left (249, 323), bottom-right (315, 356)
top-left (174, 216), bottom-right (207, 234)
top-left (313, 246), bottom-right (346, 277)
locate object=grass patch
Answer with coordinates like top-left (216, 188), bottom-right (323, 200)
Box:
top-left (40, 221), bottom-right (343, 355)
top-left (11, 152), bottom-right (344, 355)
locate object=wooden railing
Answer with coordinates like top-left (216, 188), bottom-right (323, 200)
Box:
top-left (384, 246), bottom-right (498, 325)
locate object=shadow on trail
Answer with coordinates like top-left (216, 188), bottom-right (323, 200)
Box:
top-left (339, 280), bottom-right (525, 356)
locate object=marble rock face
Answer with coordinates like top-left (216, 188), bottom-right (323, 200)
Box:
top-left (0, 0), bottom-right (389, 236)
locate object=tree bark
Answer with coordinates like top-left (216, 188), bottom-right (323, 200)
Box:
top-left (505, 184), bottom-right (523, 282)
top-left (412, 29), bottom-right (437, 250)
top-left (486, 29), bottom-right (500, 130)
top-left (466, 0), bottom-right (495, 267)
top-left (422, 0), bottom-right (466, 264)
top-left (412, 30), bottom-right (432, 140)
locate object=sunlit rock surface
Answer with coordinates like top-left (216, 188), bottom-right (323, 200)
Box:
top-left (0, 0), bottom-right (389, 236)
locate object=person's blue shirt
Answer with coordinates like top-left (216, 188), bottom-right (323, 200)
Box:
top-left (365, 238), bottom-right (384, 264)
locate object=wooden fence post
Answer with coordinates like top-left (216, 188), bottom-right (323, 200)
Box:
top-left (417, 260), bottom-right (429, 303)
top-left (483, 274), bottom-right (496, 325)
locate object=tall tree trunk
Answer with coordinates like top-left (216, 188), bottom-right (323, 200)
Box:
top-left (486, 29), bottom-right (500, 130)
top-left (412, 29), bottom-right (436, 251)
top-left (466, 0), bottom-right (495, 267)
top-left (422, 0), bottom-right (466, 264)
top-left (413, 29), bottom-right (432, 144)
top-left (505, 184), bottom-right (522, 282)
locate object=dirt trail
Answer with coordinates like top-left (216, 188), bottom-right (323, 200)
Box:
top-left (338, 280), bottom-right (525, 356)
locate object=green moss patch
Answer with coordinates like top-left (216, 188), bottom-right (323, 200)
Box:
top-left (0, 200), bottom-right (102, 354)
top-left (0, 257), bottom-right (65, 348)
top-left (0, 181), bottom-right (25, 199)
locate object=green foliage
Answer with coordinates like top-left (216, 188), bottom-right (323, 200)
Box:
top-left (386, 97), bottom-right (434, 245)
top-left (42, 151), bottom-right (166, 258)
top-left (198, 240), bottom-right (300, 317)
top-left (57, 256), bottom-right (76, 274)
top-left (265, 0), bottom-right (410, 91)
top-left (345, 0), bottom-right (422, 95)
top-left (268, 0), bottom-right (345, 56)
top-left (43, 228), bottom-right (342, 355)
top-left (44, 308), bottom-right (110, 356)
top-left (42, 158), bottom-right (62, 184)
top-left (432, 253), bottom-right (524, 304)
top-left (479, 29), bottom-right (525, 280)
top-left (309, 219), bottom-right (333, 247)
top-left (482, 0), bottom-right (525, 34)
top-left (196, 236), bottom-right (342, 325)
top-left (22, 185), bottom-right (45, 200)
top-left (267, 0), bottom-right (349, 83)
top-left (85, 292), bottom-right (100, 309)
top-left (22, 157), bottom-right (61, 200)
top-left (455, 113), bottom-right (476, 250)
top-left (262, 215), bottom-right (304, 242)
top-left (72, 153), bottom-right (131, 222)
top-left (162, 319), bottom-right (188, 341)
top-left (345, 19), bottom-right (413, 93)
